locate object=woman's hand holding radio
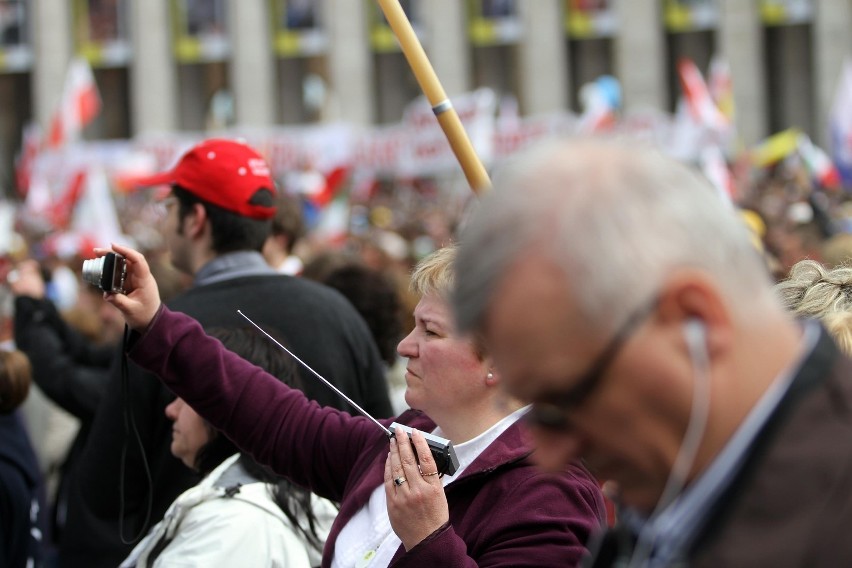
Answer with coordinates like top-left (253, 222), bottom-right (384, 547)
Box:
top-left (95, 244), bottom-right (162, 332)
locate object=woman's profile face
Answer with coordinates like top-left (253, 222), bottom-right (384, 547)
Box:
top-left (165, 397), bottom-right (211, 470)
top-left (397, 293), bottom-right (487, 422)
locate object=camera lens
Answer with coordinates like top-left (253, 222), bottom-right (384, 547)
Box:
top-left (81, 257), bottom-right (106, 289)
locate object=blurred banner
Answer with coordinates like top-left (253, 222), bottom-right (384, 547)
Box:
top-left (24, 72), bottom-right (845, 244)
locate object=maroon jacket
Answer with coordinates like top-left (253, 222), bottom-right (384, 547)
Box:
top-left (129, 306), bottom-right (607, 567)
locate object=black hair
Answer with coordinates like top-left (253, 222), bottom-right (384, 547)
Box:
top-left (193, 326), bottom-right (328, 553)
top-left (173, 185), bottom-right (273, 253)
top-left (270, 193), bottom-right (306, 254)
top-left (322, 263), bottom-right (404, 366)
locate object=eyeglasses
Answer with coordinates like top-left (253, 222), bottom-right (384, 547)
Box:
top-left (152, 195), bottom-right (178, 220)
top-left (525, 295), bottom-right (659, 431)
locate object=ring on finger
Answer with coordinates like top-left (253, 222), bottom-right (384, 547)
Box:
top-left (393, 476), bottom-right (407, 486)
top-left (420, 470), bottom-right (439, 477)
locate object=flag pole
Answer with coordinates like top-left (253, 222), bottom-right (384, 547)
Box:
top-left (375, 0), bottom-right (491, 195)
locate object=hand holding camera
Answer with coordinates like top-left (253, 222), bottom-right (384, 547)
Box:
top-left (87, 244), bottom-right (162, 332)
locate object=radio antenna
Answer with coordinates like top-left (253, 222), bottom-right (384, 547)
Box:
top-left (237, 310), bottom-right (392, 436)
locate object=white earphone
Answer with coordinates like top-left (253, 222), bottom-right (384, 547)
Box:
top-left (683, 318), bottom-right (706, 356)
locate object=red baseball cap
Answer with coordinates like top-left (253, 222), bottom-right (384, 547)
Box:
top-left (135, 139), bottom-right (277, 220)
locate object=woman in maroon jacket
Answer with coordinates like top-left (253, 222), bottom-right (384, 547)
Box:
top-left (101, 242), bottom-right (606, 567)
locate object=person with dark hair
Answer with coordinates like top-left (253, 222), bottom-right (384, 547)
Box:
top-left (263, 192), bottom-right (307, 276)
top-left (10, 259), bottom-right (116, 544)
top-left (120, 327), bottom-right (337, 567)
top-left (321, 263), bottom-right (403, 368)
top-left (0, 348), bottom-right (46, 568)
top-left (59, 139), bottom-right (391, 568)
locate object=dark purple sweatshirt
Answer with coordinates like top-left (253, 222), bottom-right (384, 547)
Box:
top-left (129, 306), bottom-right (606, 567)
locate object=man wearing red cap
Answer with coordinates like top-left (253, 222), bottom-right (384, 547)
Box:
top-left (58, 139), bottom-right (392, 568)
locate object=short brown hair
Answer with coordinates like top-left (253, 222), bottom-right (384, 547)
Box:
top-left (0, 350), bottom-right (32, 414)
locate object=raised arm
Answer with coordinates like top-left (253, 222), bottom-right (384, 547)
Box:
top-left (97, 244), bottom-right (163, 332)
top-left (100, 244), bottom-right (383, 501)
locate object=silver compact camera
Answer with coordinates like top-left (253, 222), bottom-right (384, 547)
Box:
top-left (82, 252), bottom-right (127, 294)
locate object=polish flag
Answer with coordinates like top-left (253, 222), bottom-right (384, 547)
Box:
top-left (48, 170), bottom-right (88, 229)
top-left (829, 59), bottom-right (852, 186)
top-left (677, 57), bottom-right (728, 132)
top-left (14, 123), bottom-right (42, 197)
top-left (797, 133), bottom-right (841, 189)
top-left (699, 145), bottom-right (736, 207)
top-left (46, 58), bottom-right (102, 148)
top-left (707, 55), bottom-right (735, 122)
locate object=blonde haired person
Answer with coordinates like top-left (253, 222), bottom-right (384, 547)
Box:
top-left (98, 241), bottom-right (606, 568)
top-left (775, 259), bottom-right (852, 355)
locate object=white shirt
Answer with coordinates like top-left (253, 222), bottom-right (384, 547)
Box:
top-left (332, 407), bottom-right (529, 568)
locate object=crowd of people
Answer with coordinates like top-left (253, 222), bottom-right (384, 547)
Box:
top-left (1, 133), bottom-right (852, 568)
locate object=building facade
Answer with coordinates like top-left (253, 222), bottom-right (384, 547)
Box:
top-left (0, 0), bottom-right (849, 194)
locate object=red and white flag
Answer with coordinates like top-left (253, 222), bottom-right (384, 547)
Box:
top-left (829, 59), bottom-right (852, 186)
top-left (46, 58), bottom-right (102, 148)
top-left (707, 55), bottom-right (735, 123)
top-left (677, 57), bottom-right (728, 133)
top-left (14, 123), bottom-right (42, 197)
top-left (797, 133), bottom-right (841, 189)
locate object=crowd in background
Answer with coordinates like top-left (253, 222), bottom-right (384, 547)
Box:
top-left (1, 135), bottom-right (852, 566)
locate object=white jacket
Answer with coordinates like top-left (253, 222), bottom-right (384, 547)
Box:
top-left (121, 454), bottom-right (337, 567)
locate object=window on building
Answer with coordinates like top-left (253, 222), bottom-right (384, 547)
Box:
top-left (761, 0), bottom-right (814, 134)
top-left (468, 0), bottom-right (521, 47)
top-left (763, 22), bottom-right (813, 135)
top-left (172, 0), bottom-right (229, 64)
top-left (468, 0), bottom-right (520, 105)
top-left (276, 56), bottom-right (329, 124)
top-left (0, 71), bottom-right (30, 195)
top-left (0, 0), bottom-right (32, 71)
top-left (72, 0), bottom-right (131, 139)
top-left (272, 0), bottom-right (327, 57)
top-left (663, 1), bottom-right (718, 112)
top-left (565, 0), bottom-right (617, 112)
top-left (369, 0), bottom-right (422, 124)
top-left (271, 0), bottom-right (329, 124)
top-left (171, 0), bottom-right (230, 131)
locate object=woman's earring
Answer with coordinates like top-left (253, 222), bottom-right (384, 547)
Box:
top-left (487, 371), bottom-right (494, 381)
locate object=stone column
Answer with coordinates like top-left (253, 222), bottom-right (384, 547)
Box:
top-left (31, 0), bottom-right (72, 129)
top-left (717, 0), bottom-right (766, 146)
top-left (615, 0), bottom-right (666, 112)
top-left (517, 0), bottom-right (568, 114)
top-left (324, 0), bottom-right (373, 124)
top-left (229, 0), bottom-right (276, 127)
top-left (813, 0), bottom-right (852, 146)
top-left (130, 0), bottom-right (177, 134)
top-left (421, 0), bottom-right (471, 98)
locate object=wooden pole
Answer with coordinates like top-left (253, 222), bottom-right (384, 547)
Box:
top-left (375, 0), bottom-right (491, 194)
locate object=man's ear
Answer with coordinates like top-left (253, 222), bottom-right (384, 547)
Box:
top-left (184, 202), bottom-right (208, 239)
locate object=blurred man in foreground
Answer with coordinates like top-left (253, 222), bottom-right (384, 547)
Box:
top-left (453, 138), bottom-right (852, 567)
